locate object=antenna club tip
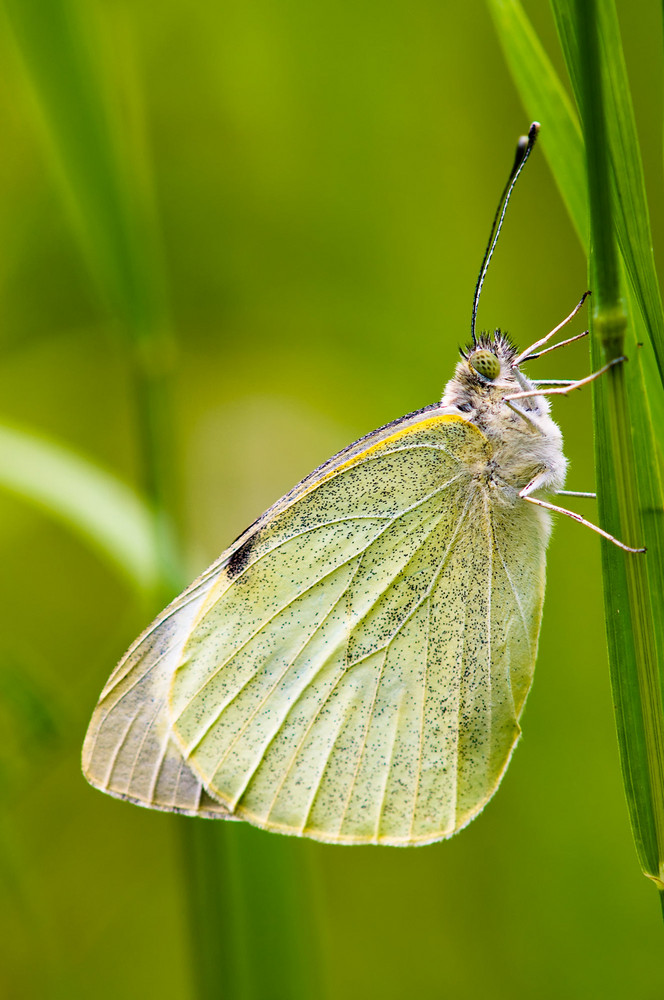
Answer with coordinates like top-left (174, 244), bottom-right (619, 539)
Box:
top-left (517, 123), bottom-right (540, 149)
top-left (522, 122), bottom-right (540, 148)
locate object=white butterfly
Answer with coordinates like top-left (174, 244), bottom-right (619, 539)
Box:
top-left (82, 124), bottom-right (639, 844)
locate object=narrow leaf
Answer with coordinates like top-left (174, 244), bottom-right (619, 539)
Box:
top-left (0, 423), bottom-right (159, 593)
top-left (2, 0), bottom-right (163, 338)
top-left (490, 0), bottom-right (664, 893)
top-left (486, 0), bottom-right (587, 242)
top-left (554, 0), bottom-right (664, 891)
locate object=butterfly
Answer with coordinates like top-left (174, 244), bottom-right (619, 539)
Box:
top-left (82, 123), bottom-right (639, 845)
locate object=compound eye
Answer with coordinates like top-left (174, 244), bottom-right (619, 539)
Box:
top-left (469, 349), bottom-right (501, 380)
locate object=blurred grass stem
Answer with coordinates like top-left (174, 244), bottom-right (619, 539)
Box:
top-left (1, 0), bottom-right (308, 991)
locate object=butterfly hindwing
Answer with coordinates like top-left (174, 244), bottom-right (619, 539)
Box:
top-left (165, 411), bottom-right (548, 844)
top-left (82, 563), bottom-right (233, 817)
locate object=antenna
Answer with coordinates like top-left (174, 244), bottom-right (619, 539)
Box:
top-left (470, 121), bottom-right (540, 343)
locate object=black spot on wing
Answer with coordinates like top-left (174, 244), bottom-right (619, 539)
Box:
top-left (216, 399), bottom-right (450, 582)
top-left (226, 535), bottom-right (255, 578)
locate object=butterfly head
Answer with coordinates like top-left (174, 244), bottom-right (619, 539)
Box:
top-left (458, 330), bottom-right (521, 388)
top-left (463, 329), bottom-right (517, 370)
top-left (441, 330), bottom-right (540, 430)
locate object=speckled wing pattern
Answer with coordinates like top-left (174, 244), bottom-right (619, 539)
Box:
top-left (83, 411), bottom-right (548, 844)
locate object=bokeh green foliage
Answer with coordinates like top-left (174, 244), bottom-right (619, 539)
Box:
top-left (1, 1), bottom-right (663, 998)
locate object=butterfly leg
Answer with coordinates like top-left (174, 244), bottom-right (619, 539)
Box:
top-left (518, 477), bottom-right (645, 553)
top-left (504, 398), bottom-right (542, 432)
top-left (533, 380), bottom-right (576, 386)
top-left (513, 291), bottom-right (590, 365)
top-left (505, 356), bottom-right (625, 404)
top-left (518, 329), bottom-right (589, 364)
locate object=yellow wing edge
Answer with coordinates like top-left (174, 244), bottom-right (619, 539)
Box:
top-left (191, 408), bottom-right (488, 582)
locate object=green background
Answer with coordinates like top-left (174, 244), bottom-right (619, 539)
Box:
top-left (1, 1), bottom-right (662, 997)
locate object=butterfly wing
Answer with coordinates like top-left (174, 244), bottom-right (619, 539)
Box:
top-left (82, 563), bottom-right (233, 817)
top-left (81, 404), bottom-right (460, 817)
top-left (82, 407), bottom-right (454, 816)
top-left (165, 411), bottom-right (548, 844)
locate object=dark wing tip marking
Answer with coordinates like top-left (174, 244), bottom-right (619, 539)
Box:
top-left (227, 536), bottom-right (256, 578)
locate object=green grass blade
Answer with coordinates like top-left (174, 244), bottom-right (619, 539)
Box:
top-left (0, 423), bottom-right (159, 593)
top-left (486, 0), bottom-right (587, 242)
top-left (490, 0), bottom-right (664, 894)
top-left (555, 0), bottom-right (664, 892)
top-left (592, 1), bottom-right (664, 379)
top-left (570, 0), bottom-right (618, 307)
top-left (609, 286), bottom-right (664, 882)
top-left (1, 0), bottom-right (163, 338)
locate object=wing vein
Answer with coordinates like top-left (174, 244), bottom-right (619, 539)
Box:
top-left (103, 710), bottom-right (140, 789)
top-left (93, 644), bottom-right (175, 736)
top-left (297, 698), bottom-right (361, 836)
top-left (347, 485), bottom-right (478, 667)
top-left (172, 750), bottom-right (194, 809)
top-left (451, 588), bottom-right (471, 826)
top-left (191, 553), bottom-right (367, 766)
top-left (146, 732), bottom-right (173, 805)
top-left (374, 687), bottom-right (407, 842)
top-left (482, 490), bottom-right (493, 776)
top-left (100, 572), bottom-right (222, 698)
top-left (124, 697), bottom-right (167, 796)
top-left (335, 648), bottom-right (389, 837)
top-left (491, 524), bottom-right (533, 659)
top-left (205, 472), bottom-right (465, 595)
top-left (261, 664), bottom-right (359, 821)
top-left (173, 473), bottom-right (467, 720)
top-left (409, 596), bottom-right (430, 839)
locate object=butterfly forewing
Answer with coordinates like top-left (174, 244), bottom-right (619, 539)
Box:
top-left (165, 412), bottom-right (547, 844)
